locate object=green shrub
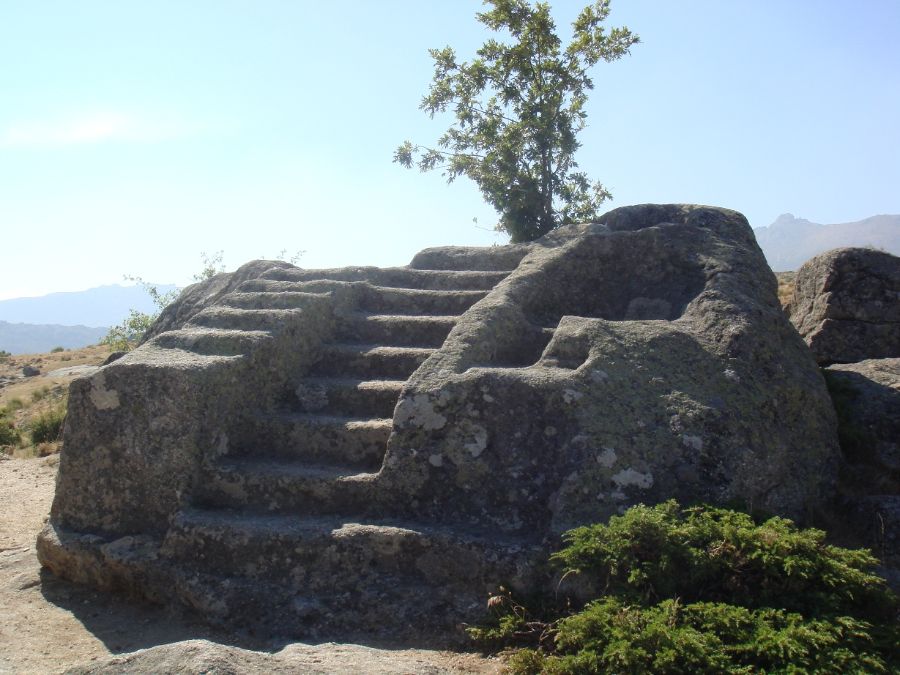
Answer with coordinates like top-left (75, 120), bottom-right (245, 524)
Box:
top-left (50, 346), bottom-right (65, 353)
top-left (28, 403), bottom-right (66, 445)
top-left (31, 386), bottom-right (50, 403)
top-left (471, 501), bottom-right (900, 673)
top-left (104, 308), bottom-right (155, 351)
top-left (0, 417), bottom-right (19, 447)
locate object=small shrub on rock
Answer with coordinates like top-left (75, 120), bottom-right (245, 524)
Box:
top-left (470, 501), bottom-right (899, 673)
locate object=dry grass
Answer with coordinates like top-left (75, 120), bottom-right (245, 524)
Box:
top-left (775, 271), bottom-right (796, 312)
top-left (0, 344), bottom-right (112, 457)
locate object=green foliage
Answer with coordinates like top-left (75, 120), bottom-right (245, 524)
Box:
top-left (395, 0), bottom-right (638, 242)
top-left (31, 386), bottom-right (50, 403)
top-left (472, 501), bottom-right (900, 673)
top-left (104, 252), bottom-right (232, 351)
top-left (50, 346), bottom-right (65, 353)
top-left (103, 273), bottom-right (179, 352)
top-left (28, 400), bottom-right (66, 445)
top-left (103, 308), bottom-right (156, 352)
top-left (0, 349), bottom-right (12, 361)
top-left (273, 249), bottom-right (305, 265)
top-left (0, 410), bottom-right (20, 448)
top-left (6, 398), bottom-right (24, 411)
top-left (194, 250), bottom-right (226, 282)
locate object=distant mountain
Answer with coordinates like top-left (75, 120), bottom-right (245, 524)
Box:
top-left (753, 214), bottom-right (900, 271)
top-left (0, 321), bottom-right (108, 355)
top-left (0, 284), bottom-right (179, 327)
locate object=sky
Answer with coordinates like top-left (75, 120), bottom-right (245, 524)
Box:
top-left (1, 0), bottom-right (898, 300)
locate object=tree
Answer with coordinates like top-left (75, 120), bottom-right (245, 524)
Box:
top-left (395, 0), bottom-right (638, 243)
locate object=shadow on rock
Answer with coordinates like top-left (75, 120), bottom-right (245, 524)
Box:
top-left (38, 569), bottom-right (290, 655)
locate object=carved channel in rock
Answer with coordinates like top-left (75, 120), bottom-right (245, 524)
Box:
top-left (521, 237), bottom-right (706, 327)
top-left (483, 232), bottom-right (707, 369)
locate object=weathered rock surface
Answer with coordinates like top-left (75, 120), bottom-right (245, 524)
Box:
top-left (143, 260), bottom-right (297, 342)
top-left (65, 639), bottom-right (500, 675)
top-left (790, 248), bottom-right (900, 364)
top-left (825, 358), bottom-right (900, 568)
top-left (826, 358), bottom-right (900, 481)
top-left (38, 204), bottom-right (840, 646)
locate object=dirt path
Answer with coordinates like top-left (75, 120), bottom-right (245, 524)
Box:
top-left (0, 456), bottom-right (502, 674)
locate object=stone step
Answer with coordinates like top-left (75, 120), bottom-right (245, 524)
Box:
top-left (260, 266), bottom-right (509, 291)
top-left (231, 413), bottom-right (391, 469)
top-left (335, 314), bottom-right (457, 348)
top-left (294, 378), bottom-right (405, 418)
top-left (163, 508), bottom-right (540, 596)
top-left (219, 291), bottom-right (328, 310)
top-left (194, 458), bottom-right (376, 515)
top-left (164, 563), bottom-right (491, 646)
top-left (309, 344), bottom-right (435, 379)
top-left (153, 328), bottom-right (272, 356)
top-left (359, 287), bottom-right (487, 316)
top-left (187, 307), bottom-right (305, 332)
top-left (410, 245), bottom-right (528, 272)
top-left (235, 278), bottom-right (335, 294)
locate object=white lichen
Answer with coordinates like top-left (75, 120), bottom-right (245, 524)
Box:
top-left (597, 447), bottom-right (618, 468)
top-left (394, 394), bottom-right (447, 430)
top-left (89, 373), bottom-right (121, 410)
top-left (611, 467), bottom-right (654, 489)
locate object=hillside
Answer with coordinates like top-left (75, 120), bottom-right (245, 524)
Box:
top-left (754, 213), bottom-right (900, 271)
top-left (0, 283), bottom-right (178, 327)
top-left (0, 321), bottom-right (108, 355)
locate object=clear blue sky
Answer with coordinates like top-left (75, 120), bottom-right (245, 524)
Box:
top-left (1, 0), bottom-right (898, 300)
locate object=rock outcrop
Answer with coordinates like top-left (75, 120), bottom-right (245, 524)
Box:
top-left (790, 248), bottom-right (900, 364)
top-left (825, 358), bottom-right (900, 570)
top-left (38, 204), bottom-right (840, 645)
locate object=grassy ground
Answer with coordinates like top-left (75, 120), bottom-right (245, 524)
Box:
top-left (775, 271), bottom-right (796, 311)
top-left (0, 344), bottom-right (112, 458)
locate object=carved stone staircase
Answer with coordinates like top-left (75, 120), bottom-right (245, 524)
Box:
top-left (147, 264), bottom-right (541, 643)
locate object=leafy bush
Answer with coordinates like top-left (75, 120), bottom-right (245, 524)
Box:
top-left (104, 308), bottom-right (156, 351)
top-left (0, 417), bottom-right (20, 448)
top-left (471, 501), bottom-right (899, 673)
top-left (28, 402), bottom-right (66, 445)
top-left (50, 346), bottom-right (65, 353)
top-left (0, 349), bottom-right (10, 361)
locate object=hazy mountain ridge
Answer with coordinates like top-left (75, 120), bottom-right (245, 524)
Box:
top-left (754, 213), bottom-right (900, 271)
top-left (0, 321), bottom-right (108, 355)
top-left (0, 284), bottom-right (179, 327)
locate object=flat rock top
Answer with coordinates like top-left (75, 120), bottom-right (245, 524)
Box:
top-left (827, 357), bottom-right (900, 384)
top-left (0, 456), bottom-right (501, 675)
top-left (44, 365), bottom-right (101, 378)
top-left (66, 639), bottom-right (499, 674)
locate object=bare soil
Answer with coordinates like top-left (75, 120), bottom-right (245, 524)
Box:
top-left (0, 454), bottom-right (502, 674)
